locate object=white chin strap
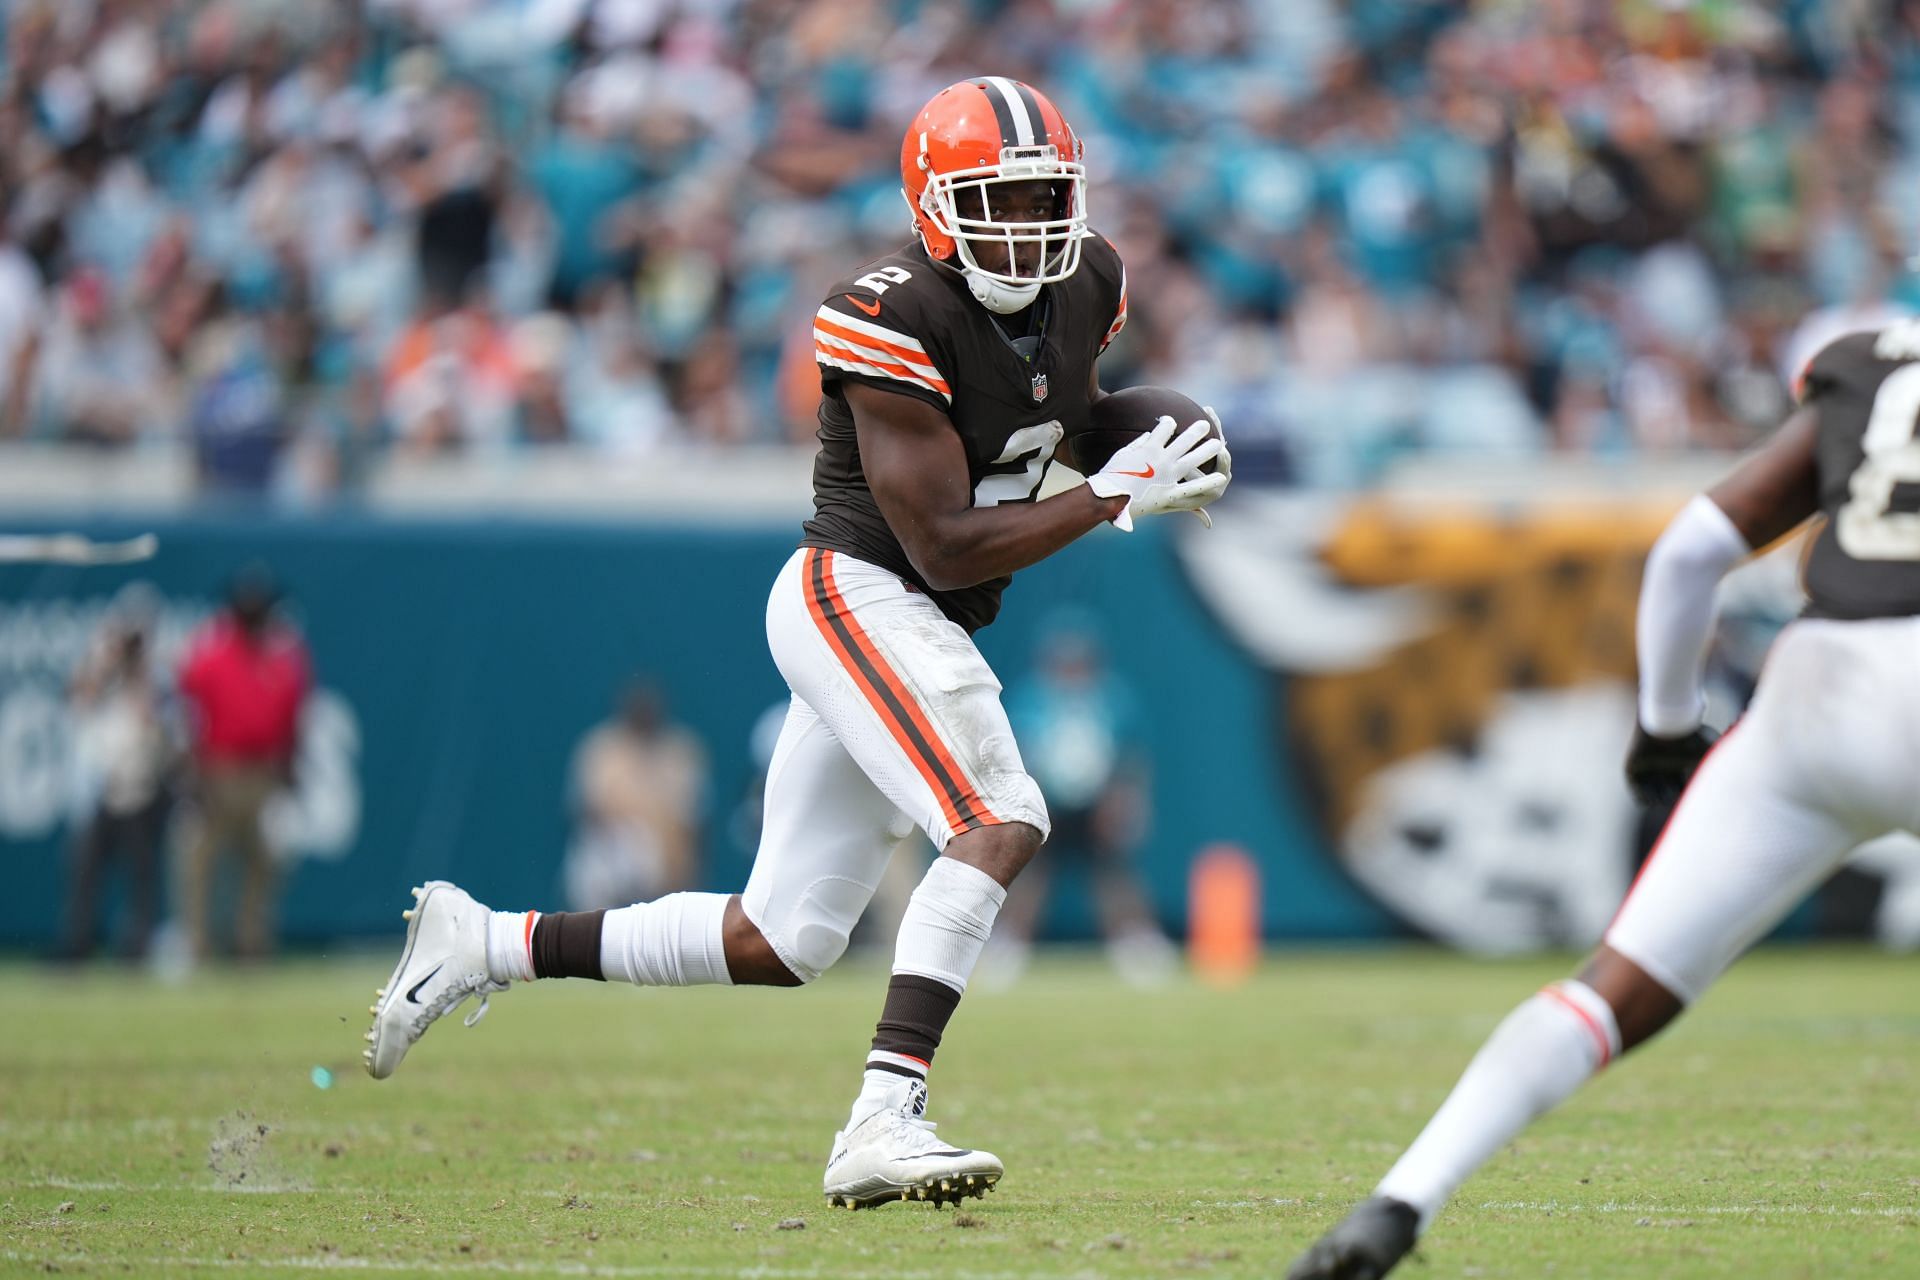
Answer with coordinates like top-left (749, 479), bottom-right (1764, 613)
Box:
top-left (967, 270), bottom-right (1042, 314)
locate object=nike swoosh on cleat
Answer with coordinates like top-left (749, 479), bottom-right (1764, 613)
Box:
top-left (405, 961), bottom-right (445, 1004)
top-left (845, 294), bottom-right (883, 316)
top-left (927, 1148), bottom-right (973, 1157)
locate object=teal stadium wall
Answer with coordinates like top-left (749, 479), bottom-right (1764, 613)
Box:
top-left (0, 515), bottom-right (1393, 949)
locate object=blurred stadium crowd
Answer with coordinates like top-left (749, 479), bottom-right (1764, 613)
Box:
top-left (3, 0), bottom-right (1918, 496)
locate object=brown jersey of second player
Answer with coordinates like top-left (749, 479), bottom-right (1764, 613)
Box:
top-left (804, 234), bottom-right (1127, 633)
top-left (1799, 322), bottom-right (1920, 621)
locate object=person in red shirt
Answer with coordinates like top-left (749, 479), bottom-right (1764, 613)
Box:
top-left (176, 566), bottom-right (311, 961)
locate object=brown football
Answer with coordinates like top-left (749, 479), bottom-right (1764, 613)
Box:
top-left (1066, 385), bottom-right (1221, 475)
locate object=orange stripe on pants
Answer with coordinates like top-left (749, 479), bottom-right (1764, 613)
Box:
top-left (802, 549), bottom-right (1002, 834)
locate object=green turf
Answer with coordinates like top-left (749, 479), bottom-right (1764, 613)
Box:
top-left (1, 946), bottom-right (1915, 1278)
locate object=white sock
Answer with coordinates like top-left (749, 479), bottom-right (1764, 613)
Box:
top-left (851, 1067), bottom-right (923, 1125)
top-left (841, 860), bottom-right (1005, 1132)
top-left (599, 892), bottom-right (734, 986)
top-left (486, 910), bottom-right (536, 983)
top-left (890, 857), bottom-right (1007, 993)
top-left (1376, 980), bottom-right (1621, 1229)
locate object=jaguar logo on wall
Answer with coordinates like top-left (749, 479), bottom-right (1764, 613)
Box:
top-left (1180, 492), bottom-right (1920, 953)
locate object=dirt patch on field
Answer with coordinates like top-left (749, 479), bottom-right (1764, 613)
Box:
top-left (207, 1111), bottom-right (278, 1188)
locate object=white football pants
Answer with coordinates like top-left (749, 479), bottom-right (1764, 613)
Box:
top-left (741, 548), bottom-right (1048, 981)
top-left (1608, 615), bottom-right (1920, 1001)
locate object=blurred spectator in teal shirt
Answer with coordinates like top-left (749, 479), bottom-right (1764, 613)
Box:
top-left (529, 81), bottom-right (645, 309)
top-left (986, 612), bottom-right (1176, 989)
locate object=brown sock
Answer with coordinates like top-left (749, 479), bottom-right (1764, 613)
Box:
top-left (868, 973), bottom-right (962, 1075)
top-left (530, 910), bottom-right (607, 980)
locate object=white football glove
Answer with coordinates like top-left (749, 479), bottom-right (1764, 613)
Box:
top-left (1202, 405), bottom-right (1233, 484)
top-left (1085, 415), bottom-right (1228, 533)
top-left (1191, 405), bottom-right (1234, 528)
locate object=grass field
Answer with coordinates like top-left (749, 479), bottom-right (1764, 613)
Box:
top-left (2, 947), bottom-right (1916, 1279)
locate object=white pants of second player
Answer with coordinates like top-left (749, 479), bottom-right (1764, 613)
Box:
top-left (743, 548), bottom-right (1048, 983)
top-left (1608, 614), bottom-right (1920, 1002)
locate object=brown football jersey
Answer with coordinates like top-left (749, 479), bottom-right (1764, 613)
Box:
top-left (803, 234), bottom-right (1127, 632)
top-left (1800, 322), bottom-right (1920, 620)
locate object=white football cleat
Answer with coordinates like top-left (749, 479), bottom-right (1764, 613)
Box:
top-left (364, 880), bottom-right (507, 1079)
top-left (823, 1077), bottom-right (1004, 1209)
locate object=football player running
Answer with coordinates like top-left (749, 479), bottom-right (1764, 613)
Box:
top-left (363, 77), bottom-right (1230, 1211)
top-left (1288, 319), bottom-right (1920, 1278)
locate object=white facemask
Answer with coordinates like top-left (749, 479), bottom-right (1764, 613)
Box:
top-left (910, 141), bottom-right (1089, 314)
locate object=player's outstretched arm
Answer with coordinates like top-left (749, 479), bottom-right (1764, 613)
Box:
top-left (1628, 407), bottom-right (1820, 797)
top-left (847, 381), bottom-right (1127, 591)
top-left (1704, 404), bottom-right (1822, 549)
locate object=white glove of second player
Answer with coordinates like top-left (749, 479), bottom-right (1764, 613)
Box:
top-left (1085, 415), bottom-right (1229, 532)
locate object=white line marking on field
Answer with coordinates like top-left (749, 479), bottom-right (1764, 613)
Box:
top-left (0, 1256), bottom-right (1068, 1280)
top-left (19, 1177), bottom-right (341, 1195)
top-left (0, 1118), bottom-right (404, 1136)
top-left (1208, 1197), bottom-right (1919, 1220)
top-left (1473, 1199), bottom-right (1920, 1219)
top-left (9, 1178), bottom-right (668, 1199)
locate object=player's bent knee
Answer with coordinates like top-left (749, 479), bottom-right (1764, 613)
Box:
top-left (1579, 944), bottom-right (1685, 1052)
top-left (749, 874), bottom-right (877, 984)
top-left (787, 920), bottom-right (853, 983)
top-left (723, 899), bottom-right (806, 987)
top-left (947, 820), bottom-right (1046, 888)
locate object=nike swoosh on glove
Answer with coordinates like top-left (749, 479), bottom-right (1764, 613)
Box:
top-left (1086, 416), bottom-right (1229, 532)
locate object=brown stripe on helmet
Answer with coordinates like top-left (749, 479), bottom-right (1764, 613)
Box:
top-left (1009, 80), bottom-right (1048, 144)
top-left (967, 76), bottom-right (1025, 148)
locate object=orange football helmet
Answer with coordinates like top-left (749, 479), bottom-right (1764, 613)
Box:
top-left (901, 77), bottom-right (1088, 313)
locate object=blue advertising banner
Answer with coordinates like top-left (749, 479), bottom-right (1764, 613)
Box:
top-left (0, 513), bottom-right (1386, 950)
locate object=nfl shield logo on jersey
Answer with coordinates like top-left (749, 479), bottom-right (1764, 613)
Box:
top-left (1030, 371), bottom-right (1049, 403)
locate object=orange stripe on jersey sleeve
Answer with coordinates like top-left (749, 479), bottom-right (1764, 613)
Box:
top-left (813, 316), bottom-right (951, 394)
top-left (1102, 257), bottom-right (1128, 352)
top-left (814, 339), bottom-right (949, 400)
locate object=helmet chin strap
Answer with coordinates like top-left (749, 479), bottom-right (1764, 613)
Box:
top-left (966, 270), bottom-right (1042, 314)
top-left (915, 223), bottom-right (1046, 314)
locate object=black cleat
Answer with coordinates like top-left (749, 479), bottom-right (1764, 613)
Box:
top-left (1286, 1195), bottom-right (1420, 1280)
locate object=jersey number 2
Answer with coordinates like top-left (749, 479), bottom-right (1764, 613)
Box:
top-left (974, 421), bottom-right (1063, 508)
top-left (1839, 362), bottom-right (1920, 559)
top-left (855, 265), bottom-right (913, 294)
